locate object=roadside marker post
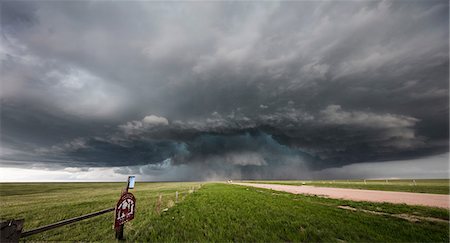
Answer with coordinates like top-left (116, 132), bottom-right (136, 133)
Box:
top-left (114, 176), bottom-right (136, 240)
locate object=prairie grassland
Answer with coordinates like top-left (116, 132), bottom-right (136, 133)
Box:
top-left (243, 179), bottom-right (450, 194)
top-left (130, 183), bottom-right (449, 242)
top-left (0, 182), bottom-right (202, 241)
top-left (0, 182), bottom-right (449, 242)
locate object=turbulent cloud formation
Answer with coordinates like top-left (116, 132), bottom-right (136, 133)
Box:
top-left (1, 1), bottom-right (448, 180)
top-left (120, 115), bottom-right (169, 135)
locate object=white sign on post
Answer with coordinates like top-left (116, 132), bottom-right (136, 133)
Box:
top-left (128, 176), bottom-right (136, 189)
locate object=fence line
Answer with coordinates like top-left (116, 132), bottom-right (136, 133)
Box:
top-left (20, 207), bottom-right (115, 238)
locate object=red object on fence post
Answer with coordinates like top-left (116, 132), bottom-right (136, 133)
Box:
top-left (114, 176), bottom-right (136, 240)
top-left (114, 192), bottom-right (136, 229)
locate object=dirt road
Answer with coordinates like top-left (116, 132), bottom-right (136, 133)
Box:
top-left (234, 183), bottom-right (450, 209)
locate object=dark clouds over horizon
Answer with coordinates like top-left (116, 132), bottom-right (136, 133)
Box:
top-left (1, 0), bottom-right (448, 180)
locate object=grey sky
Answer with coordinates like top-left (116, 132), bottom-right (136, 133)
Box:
top-left (1, 0), bottom-right (448, 181)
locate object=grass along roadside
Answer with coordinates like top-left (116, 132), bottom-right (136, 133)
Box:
top-left (130, 183), bottom-right (449, 242)
top-left (242, 179), bottom-right (450, 194)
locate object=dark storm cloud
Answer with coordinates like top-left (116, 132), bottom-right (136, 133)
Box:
top-left (1, 1), bottom-right (448, 179)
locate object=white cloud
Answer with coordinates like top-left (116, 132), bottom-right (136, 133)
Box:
top-left (142, 115), bottom-right (169, 126)
top-left (119, 115), bottom-right (169, 135)
top-left (46, 67), bottom-right (127, 118)
top-left (320, 105), bottom-right (418, 128)
top-left (0, 166), bottom-right (128, 182)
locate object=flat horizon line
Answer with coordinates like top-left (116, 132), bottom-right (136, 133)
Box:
top-left (1, 178), bottom-right (449, 183)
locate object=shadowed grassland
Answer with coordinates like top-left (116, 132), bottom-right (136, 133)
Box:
top-left (243, 179), bottom-right (450, 194)
top-left (1, 182), bottom-right (449, 242)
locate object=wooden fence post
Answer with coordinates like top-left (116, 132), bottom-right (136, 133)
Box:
top-left (156, 194), bottom-right (162, 215)
top-left (115, 225), bottom-right (124, 240)
top-left (0, 219), bottom-right (24, 243)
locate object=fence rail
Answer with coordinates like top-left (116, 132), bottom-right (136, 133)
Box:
top-left (20, 207), bottom-right (115, 238)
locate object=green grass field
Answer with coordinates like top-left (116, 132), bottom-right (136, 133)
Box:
top-left (1, 182), bottom-right (449, 242)
top-left (0, 182), bottom-right (203, 241)
top-left (243, 179), bottom-right (450, 194)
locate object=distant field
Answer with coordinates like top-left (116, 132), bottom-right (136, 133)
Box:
top-left (243, 179), bottom-right (450, 194)
top-left (1, 182), bottom-right (449, 241)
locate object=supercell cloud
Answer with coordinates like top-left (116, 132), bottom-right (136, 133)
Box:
top-left (0, 1), bottom-right (448, 180)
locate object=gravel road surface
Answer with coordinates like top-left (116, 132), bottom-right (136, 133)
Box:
top-left (234, 183), bottom-right (449, 209)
